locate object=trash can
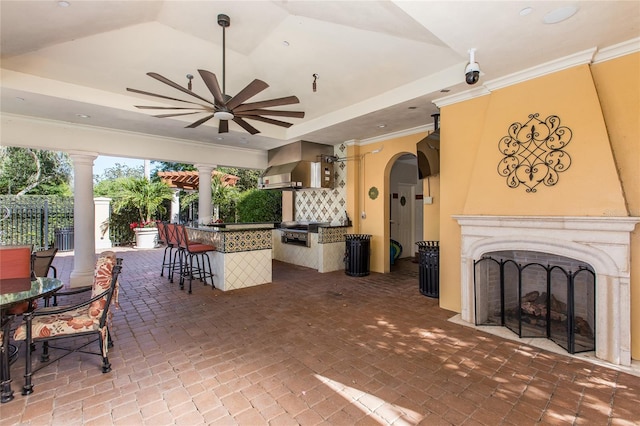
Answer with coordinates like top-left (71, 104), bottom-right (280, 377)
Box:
top-left (345, 234), bottom-right (371, 277)
top-left (416, 241), bottom-right (439, 297)
top-left (54, 227), bottom-right (74, 252)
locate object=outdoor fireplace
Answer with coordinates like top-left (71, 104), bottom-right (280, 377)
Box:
top-left (454, 215), bottom-right (639, 366)
top-left (474, 251), bottom-right (595, 355)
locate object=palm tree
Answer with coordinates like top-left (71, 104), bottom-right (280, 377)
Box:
top-left (211, 173), bottom-right (239, 221)
top-left (114, 177), bottom-right (173, 223)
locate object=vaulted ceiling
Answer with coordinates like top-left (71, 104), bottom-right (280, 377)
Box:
top-left (1, 1), bottom-right (639, 155)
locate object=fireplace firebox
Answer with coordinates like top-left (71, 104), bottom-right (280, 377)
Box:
top-left (474, 251), bottom-right (595, 354)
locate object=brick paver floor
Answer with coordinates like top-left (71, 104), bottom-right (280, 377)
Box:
top-left (1, 247), bottom-right (638, 425)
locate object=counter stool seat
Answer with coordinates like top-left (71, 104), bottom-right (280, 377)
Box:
top-left (175, 225), bottom-right (215, 294)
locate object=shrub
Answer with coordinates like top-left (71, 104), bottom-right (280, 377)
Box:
top-left (236, 189), bottom-right (282, 223)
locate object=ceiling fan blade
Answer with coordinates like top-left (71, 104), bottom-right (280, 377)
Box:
top-left (233, 117), bottom-right (260, 135)
top-left (127, 87), bottom-right (204, 105)
top-left (153, 112), bottom-right (202, 118)
top-left (185, 114), bottom-right (216, 128)
top-left (218, 120), bottom-right (229, 134)
top-left (197, 70), bottom-right (226, 106)
top-left (147, 72), bottom-right (215, 106)
top-left (243, 115), bottom-right (294, 128)
top-left (135, 106), bottom-right (210, 111)
top-left (225, 79), bottom-right (269, 111)
top-left (236, 109), bottom-right (305, 119)
top-left (233, 96), bottom-right (300, 113)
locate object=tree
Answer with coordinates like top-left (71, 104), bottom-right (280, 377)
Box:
top-left (94, 162), bottom-right (143, 183)
top-left (113, 177), bottom-right (173, 223)
top-left (0, 147), bottom-right (72, 195)
top-left (217, 167), bottom-right (262, 192)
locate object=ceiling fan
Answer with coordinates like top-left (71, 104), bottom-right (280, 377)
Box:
top-left (126, 14), bottom-right (304, 135)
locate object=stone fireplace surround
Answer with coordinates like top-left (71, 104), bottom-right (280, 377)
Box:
top-left (453, 215), bottom-right (639, 367)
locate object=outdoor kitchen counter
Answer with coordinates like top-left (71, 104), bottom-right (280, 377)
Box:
top-left (272, 225), bottom-right (350, 273)
top-left (187, 224), bottom-right (273, 291)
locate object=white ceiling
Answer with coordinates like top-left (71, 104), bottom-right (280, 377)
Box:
top-left (1, 1), bottom-right (639, 156)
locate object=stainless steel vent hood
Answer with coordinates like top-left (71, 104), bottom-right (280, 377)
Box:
top-left (259, 141), bottom-right (334, 190)
top-left (417, 113), bottom-right (440, 179)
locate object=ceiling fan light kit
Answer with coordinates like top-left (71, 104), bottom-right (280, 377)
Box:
top-left (126, 13), bottom-right (304, 135)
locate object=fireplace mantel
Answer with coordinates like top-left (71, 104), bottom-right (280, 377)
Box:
top-left (453, 215), bottom-right (639, 366)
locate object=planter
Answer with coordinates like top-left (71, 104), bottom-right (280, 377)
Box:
top-left (134, 227), bottom-right (158, 249)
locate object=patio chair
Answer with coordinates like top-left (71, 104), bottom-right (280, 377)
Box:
top-left (0, 246), bottom-right (35, 314)
top-left (175, 224), bottom-right (215, 294)
top-left (31, 247), bottom-right (58, 279)
top-left (13, 252), bottom-right (123, 395)
top-left (32, 247), bottom-right (58, 308)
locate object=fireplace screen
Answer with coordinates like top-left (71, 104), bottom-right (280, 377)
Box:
top-left (474, 251), bottom-right (595, 354)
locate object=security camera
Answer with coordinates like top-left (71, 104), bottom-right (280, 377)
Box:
top-left (465, 63), bottom-right (480, 85)
top-left (465, 48), bottom-right (480, 85)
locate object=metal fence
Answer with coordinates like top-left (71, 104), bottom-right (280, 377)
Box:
top-left (0, 195), bottom-right (74, 251)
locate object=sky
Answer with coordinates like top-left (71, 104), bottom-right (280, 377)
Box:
top-left (93, 155), bottom-right (145, 176)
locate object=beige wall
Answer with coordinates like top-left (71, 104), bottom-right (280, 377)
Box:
top-left (360, 52), bottom-right (639, 359)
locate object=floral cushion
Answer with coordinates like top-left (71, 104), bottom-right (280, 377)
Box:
top-left (89, 252), bottom-right (116, 318)
top-left (13, 306), bottom-right (99, 341)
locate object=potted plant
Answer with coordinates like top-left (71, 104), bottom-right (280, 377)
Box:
top-left (129, 220), bottom-right (159, 249)
top-left (113, 177), bottom-right (173, 249)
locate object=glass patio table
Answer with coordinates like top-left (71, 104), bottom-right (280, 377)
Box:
top-left (0, 277), bottom-right (63, 403)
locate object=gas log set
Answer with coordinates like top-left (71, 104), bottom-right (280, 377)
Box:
top-left (513, 291), bottom-right (594, 340)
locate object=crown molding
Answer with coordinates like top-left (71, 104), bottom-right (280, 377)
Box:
top-left (360, 123), bottom-right (431, 146)
top-left (593, 37), bottom-right (640, 63)
top-left (434, 39), bottom-right (639, 109)
top-left (483, 48), bottom-right (596, 92)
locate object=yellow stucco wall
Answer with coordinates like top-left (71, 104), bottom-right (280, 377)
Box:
top-left (355, 136), bottom-right (422, 273)
top-left (360, 52), bottom-right (639, 359)
top-left (463, 64), bottom-right (627, 216)
top-left (591, 53), bottom-right (640, 359)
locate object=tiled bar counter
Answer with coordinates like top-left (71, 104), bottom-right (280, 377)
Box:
top-left (272, 226), bottom-right (349, 273)
top-left (187, 224), bottom-right (273, 291)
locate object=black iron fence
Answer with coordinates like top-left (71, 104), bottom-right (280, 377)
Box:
top-left (0, 195), bottom-right (74, 250)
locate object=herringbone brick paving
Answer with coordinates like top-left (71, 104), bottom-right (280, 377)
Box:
top-left (1, 247), bottom-right (638, 425)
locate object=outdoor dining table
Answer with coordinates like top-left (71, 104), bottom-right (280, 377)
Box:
top-left (0, 277), bottom-right (63, 403)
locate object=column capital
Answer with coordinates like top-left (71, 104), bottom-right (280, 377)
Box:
top-left (68, 151), bottom-right (99, 163)
top-left (195, 164), bottom-right (217, 173)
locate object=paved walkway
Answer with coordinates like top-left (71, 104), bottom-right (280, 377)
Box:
top-left (1, 247), bottom-right (639, 425)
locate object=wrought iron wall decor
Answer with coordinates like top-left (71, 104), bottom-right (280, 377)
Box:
top-left (497, 113), bottom-right (572, 193)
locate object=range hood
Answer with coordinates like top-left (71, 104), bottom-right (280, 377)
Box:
top-left (259, 141), bottom-right (334, 190)
top-left (417, 113), bottom-right (440, 179)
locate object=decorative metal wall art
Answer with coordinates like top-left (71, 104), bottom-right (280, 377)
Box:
top-left (497, 113), bottom-right (572, 193)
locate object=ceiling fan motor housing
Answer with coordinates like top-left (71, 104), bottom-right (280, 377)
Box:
top-left (218, 14), bottom-right (230, 27)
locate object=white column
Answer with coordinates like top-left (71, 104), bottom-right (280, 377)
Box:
top-left (195, 164), bottom-right (215, 225)
top-left (170, 188), bottom-right (180, 223)
top-left (69, 151), bottom-right (98, 288)
top-left (94, 197), bottom-right (112, 250)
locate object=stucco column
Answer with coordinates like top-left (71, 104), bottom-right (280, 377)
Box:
top-left (69, 151), bottom-right (98, 288)
top-left (94, 197), bottom-right (112, 250)
top-left (195, 164), bottom-right (215, 225)
top-left (170, 188), bottom-right (180, 223)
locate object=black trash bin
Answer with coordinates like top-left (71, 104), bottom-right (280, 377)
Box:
top-left (416, 241), bottom-right (439, 297)
top-left (344, 234), bottom-right (371, 277)
top-left (54, 227), bottom-right (75, 252)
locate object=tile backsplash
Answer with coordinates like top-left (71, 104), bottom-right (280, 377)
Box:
top-left (295, 143), bottom-right (348, 224)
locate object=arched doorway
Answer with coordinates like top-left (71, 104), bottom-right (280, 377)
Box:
top-left (389, 154), bottom-right (423, 266)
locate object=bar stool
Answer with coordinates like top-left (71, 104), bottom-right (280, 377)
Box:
top-left (175, 224), bottom-right (215, 294)
top-left (165, 223), bottom-right (182, 283)
top-left (157, 221), bottom-right (175, 279)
